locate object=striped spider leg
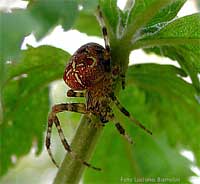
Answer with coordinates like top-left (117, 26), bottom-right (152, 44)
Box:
top-left (110, 93), bottom-right (152, 135)
top-left (46, 4), bottom-right (152, 172)
top-left (106, 112), bottom-right (134, 144)
top-left (97, 5), bottom-right (126, 89)
top-left (46, 89), bottom-right (101, 171)
top-left (97, 6), bottom-right (152, 135)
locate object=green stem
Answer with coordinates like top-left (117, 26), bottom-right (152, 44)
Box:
top-left (53, 115), bottom-right (103, 184)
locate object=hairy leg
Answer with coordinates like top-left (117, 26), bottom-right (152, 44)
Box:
top-left (100, 110), bottom-right (133, 144)
top-left (96, 5), bottom-right (110, 53)
top-left (110, 93), bottom-right (152, 135)
top-left (46, 103), bottom-right (101, 170)
top-left (112, 66), bottom-right (126, 90)
top-left (96, 5), bottom-right (111, 73)
top-left (115, 122), bottom-right (133, 144)
top-left (67, 89), bottom-right (85, 97)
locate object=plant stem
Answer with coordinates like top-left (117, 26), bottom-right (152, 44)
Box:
top-left (53, 115), bottom-right (103, 184)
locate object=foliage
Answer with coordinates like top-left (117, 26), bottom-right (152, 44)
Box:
top-left (0, 45), bottom-right (69, 176)
top-left (0, 0), bottom-right (200, 183)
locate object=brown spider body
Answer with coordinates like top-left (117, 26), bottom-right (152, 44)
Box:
top-left (63, 43), bottom-right (110, 90)
top-left (86, 75), bottom-right (113, 123)
top-left (46, 5), bottom-right (152, 171)
top-left (64, 43), bottom-right (113, 122)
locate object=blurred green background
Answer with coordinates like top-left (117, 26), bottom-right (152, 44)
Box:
top-left (0, 0), bottom-right (200, 184)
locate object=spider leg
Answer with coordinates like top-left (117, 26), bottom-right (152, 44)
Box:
top-left (97, 5), bottom-right (125, 89)
top-left (120, 74), bottom-right (126, 90)
top-left (102, 112), bottom-right (133, 144)
top-left (115, 122), bottom-right (134, 144)
top-left (110, 93), bottom-right (152, 135)
top-left (112, 66), bottom-right (126, 90)
top-left (96, 5), bottom-right (111, 74)
top-left (97, 6), bottom-right (126, 89)
top-left (46, 117), bottom-right (59, 168)
top-left (96, 5), bottom-right (110, 53)
top-left (46, 103), bottom-right (101, 171)
top-left (67, 89), bottom-right (85, 97)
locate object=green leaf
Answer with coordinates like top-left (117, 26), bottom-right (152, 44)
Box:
top-left (84, 129), bottom-right (193, 183)
top-left (73, 0), bottom-right (100, 36)
top-left (0, 45), bottom-right (70, 177)
top-left (73, 12), bottom-right (101, 36)
top-left (123, 0), bottom-right (176, 42)
top-left (136, 14), bottom-right (200, 93)
top-left (79, 0), bottom-right (99, 12)
top-left (134, 0), bottom-right (186, 38)
top-left (0, 0), bottom-right (79, 63)
top-left (28, 0), bottom-right (79, 39)
top-left (145, 45), bottom-right (200, 94)
top-left (99, 0), bottom-right (120, 39)
top-left (0, 10), bottom-right (36, 62)
top-left (134, 13), bottom-right (200, 47)
top-left (126, 64), bottom-right (200, 166)
top-left (145, 0), bottom-right (186, 26)
top-left (84, 63), bottom-right (198, 182)
top-left (126, 0), bottom-right (186, 26)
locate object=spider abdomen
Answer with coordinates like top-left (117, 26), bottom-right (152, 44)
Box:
top-left (63, 43), bottom-right (107, 90)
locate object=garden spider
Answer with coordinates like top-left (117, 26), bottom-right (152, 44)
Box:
top-left (46, 5), bottom-right (152, 171)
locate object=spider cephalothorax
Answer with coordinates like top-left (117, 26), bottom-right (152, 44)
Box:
top-left (46, 5), bottom-right (152, 171)
top-left (63, 43), bottom-right (110, 90)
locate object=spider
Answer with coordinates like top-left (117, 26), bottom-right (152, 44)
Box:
top-left (46, 5), bottom-right (152, 171)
